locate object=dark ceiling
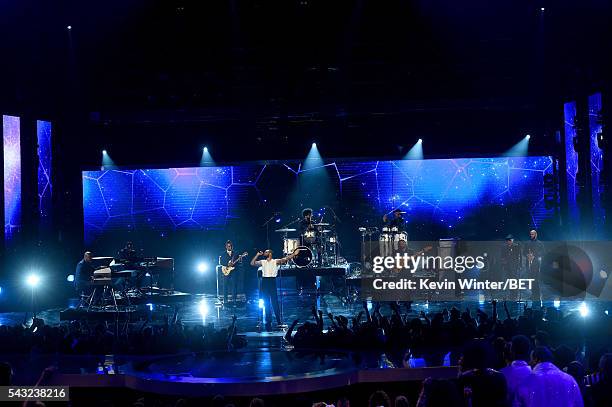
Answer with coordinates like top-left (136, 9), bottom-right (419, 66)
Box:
top-left (0, 0), bottom-right (611, 162)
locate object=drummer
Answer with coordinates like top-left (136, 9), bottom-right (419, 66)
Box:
top-left (382, 208), bottom-right (406, 232)
top-left (299, 208), bottom-right (316, 245)
top-left (381, 209), bottom-right (407, 258)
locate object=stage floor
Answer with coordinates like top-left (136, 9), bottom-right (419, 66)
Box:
top-left (0, 290), bottom-right (600, 335)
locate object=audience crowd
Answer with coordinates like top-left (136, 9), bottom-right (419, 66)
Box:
top-left (0, 312), bottom-right (245, 356)
top-left (1, 300), bottom-right (611, 407)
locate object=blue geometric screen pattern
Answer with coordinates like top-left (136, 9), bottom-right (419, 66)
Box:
top-left (588, 93), bottom-right (604, 235)
top-left (83, 157), bottom-right (553, 244)
top-left (3, 115), bottom-right (21, 242)
top-left (564, 101), bottom-right (580, 228)
top-left (37, 120), bottom-right (52, 228)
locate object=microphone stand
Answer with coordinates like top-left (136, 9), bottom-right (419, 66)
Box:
top-left (323, 205), bottom-right (341, 223)
top-left (261, 215), bottom-right (277, 249)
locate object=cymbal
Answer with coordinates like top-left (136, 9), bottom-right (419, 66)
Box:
top-left (313, 223), bottom-right (330, 226)
top-left (275, 228), bottom-right (297, 232)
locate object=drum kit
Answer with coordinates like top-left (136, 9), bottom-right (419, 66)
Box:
top-left (275, 223), bottom-right (340, 268)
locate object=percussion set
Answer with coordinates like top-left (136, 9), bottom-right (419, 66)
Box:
top-left (275, 223), bottom-right (340, 268)
top-left (358, 226), bottom-right (407, 244)
top-left (359, 225), bottom-right (408, 258)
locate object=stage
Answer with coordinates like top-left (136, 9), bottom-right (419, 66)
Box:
top-left (1, 290), bottom-right (599, 333)
top-left (1, 289), bottom-right (609, 396)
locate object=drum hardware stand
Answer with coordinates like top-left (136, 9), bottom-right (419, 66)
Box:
top-left (214, 265), bottom-right (223, 306)
top-left (278, 268), bottom-right (288, 329)
top-left (86, 283), bottom-right (119, 314)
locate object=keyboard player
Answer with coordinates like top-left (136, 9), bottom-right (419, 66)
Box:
top-left (75, 251), bottom-right (95, 294)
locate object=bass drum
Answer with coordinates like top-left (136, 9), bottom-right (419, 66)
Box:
top-left (292, 246), bottom-right (313, 268)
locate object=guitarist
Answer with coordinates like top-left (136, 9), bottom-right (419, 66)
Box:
top-left (220, 240), bottom-right (246, 306)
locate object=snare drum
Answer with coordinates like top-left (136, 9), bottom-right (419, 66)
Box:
top-left (283, 238), bottom-right (300, 255)
top-left (293, 246), bottom-right (313, 268)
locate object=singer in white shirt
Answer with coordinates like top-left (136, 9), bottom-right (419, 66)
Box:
top-left (251, 249), bottom-right (300, 331)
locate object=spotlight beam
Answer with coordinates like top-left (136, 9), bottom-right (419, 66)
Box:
top-left (504, 135), bottom-right (530, 157)
top-left (304, 142), bottom-right (323, 169)
top-left (200, 146), bottom-right (215, 166)
top-left (102, 149), bottom-right (116, 169)
top-left (404, 139), bottom-right (423, 160)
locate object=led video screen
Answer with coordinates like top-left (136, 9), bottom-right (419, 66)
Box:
top-left (83, 156), bottom-right (554, 256)
top-left (37, 120), bottom-right (53, 228)
top-left (3, 115), bottom-right (21, 242)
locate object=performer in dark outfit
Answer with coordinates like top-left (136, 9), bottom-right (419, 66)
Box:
top-left (299, 208), bottom-right (315, 244)
top-left (117, 241), bottom-right (139, 263)
top-left (523, 229), bottom-right (544, 301)
top-left (382, 208), bottom-right (406, 231)
top-left (220, 240), bottom-right (244, 305)
top-left (500, 234), bottom-right (522, 300)
top-left (75, 251), bottom-right (95, 294)
top-left (116, 241), bottom-right (142, 289)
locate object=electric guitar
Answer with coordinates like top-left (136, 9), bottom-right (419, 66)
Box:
top-left (221, 252), bottom-right (248, 276)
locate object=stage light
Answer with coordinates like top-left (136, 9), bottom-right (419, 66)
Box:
top-left (540, 7), bottom-right (545, 12)
top-left (197, 262), bottom-right (209, 273)
top-left (200, 145), bottom-right (215, 166)
top-left (0, 286), bottom-right (2, 295)
top-left (504, 135), bottom-right (530, 156)
top-left (553, 300), bottom-right (561, 308)
top-left (66, 274), bottom-right (74, 282)
top-left (26, 274), bottom-right (41, 288)
top-left (579, 302), bottom-right (589, 318)
top-left (146, 303), bottom-right (154, 311)
top-left (304, 142), bottom-right (323, 169)
top-left (198, 299), bottom-right (209, 318)
top-left (404, 139), bottom-right (424, 160)
top-left (67, 25), bottom-right (72, 30)
top-left (605, 310), bottom-right (609, 316)
top-left (102, 149), bottom-right (116, 169)
top-left (258, 298), bottom-right (264, 309)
